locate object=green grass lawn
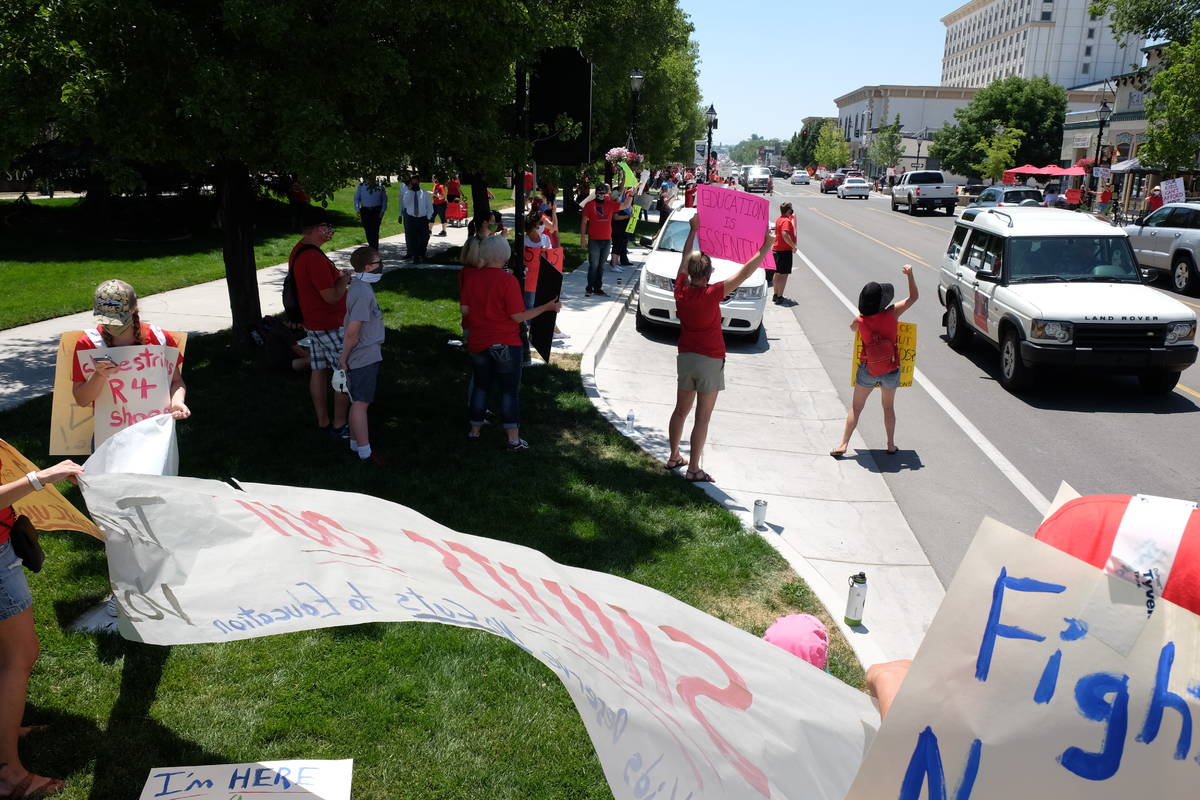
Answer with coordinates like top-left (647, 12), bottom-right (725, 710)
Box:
top-left (0, 269), bottom-right (862, 799)
top-left (0, 184), bottom-right (514, 330)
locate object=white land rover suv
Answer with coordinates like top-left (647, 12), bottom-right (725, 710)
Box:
top-left (937, 207), bottom-right (1198, 394)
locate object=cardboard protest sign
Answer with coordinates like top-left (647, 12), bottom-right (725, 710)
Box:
top-left (696, 185), bottom-right (774, 270)
top-left (845, 516), bottom-right (1200, 800)
top-left (139, 759), bottom-right (351, 800)
top-left (1160, 177), bottom-right (1186, 205)
top-left (850, 323), bottom-right (916, 388)
top-left (616, 161), bottom-right (638, 192)
top-left (50, 331), bottom-right (186, 455)
top-left (0, 439), bottom-right (100, 538)
top-left (81, 423), bottom-right (879, 800)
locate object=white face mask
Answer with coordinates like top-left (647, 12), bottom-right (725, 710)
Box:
top-left (357, 271), bottom-right (382, 284)
top-left (534, 225), bottom-right (545, 237)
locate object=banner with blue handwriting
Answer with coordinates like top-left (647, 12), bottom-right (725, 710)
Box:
top-left (138, 759), bottom-right (351, 800)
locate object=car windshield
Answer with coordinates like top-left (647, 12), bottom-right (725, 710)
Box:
top-left (907, 172), bottom-right (943, 184)
top-left (658, 220), bottom-right (693, 253)
top-left (1003, 190), bottom-right (1042, 203)
top-left (1007, 236), bottom-right (1142, 283)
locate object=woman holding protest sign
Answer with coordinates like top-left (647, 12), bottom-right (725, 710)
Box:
top-left (0, 457), bottom-right (84, 798)
top-left (664, 215), bottom-right (772, 482)
top-left (830, 265), bottom-right (918, 458)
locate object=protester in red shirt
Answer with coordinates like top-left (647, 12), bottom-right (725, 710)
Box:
top-left (1146, 186), bottom-right (1163, 212)
top-left (684, 183), bottom-right (697, 208)
top-left (830, 265), bottom-right (919, 458)
top-left (579, 183), bottom-right (634, 297)
top-left (772, 203), bottom-right (798, 304)
top-left (665, 215), bottom-right (772, 482)
top-left (432, 178), bottom-right (448, 237)
top-left (291, 207), bottom-right (353, 437)
top-left (447, 176), bottom-right (462, 203)
top-left (460, 234), bottom-right (560, 450)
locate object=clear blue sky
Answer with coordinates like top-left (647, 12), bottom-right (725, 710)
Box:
top-left (681, 0), bottom-right (966, 144)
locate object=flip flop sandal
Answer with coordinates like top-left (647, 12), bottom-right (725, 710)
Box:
top-left (664, 458), bottom-right (688, 470)
top-left (685, 469), bottom-right (714, 483)
top-left (829, 449), bottom-right (847, 459)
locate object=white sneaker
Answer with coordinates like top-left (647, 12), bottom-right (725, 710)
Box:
top-left (553, 332), bottom-right (569, 340)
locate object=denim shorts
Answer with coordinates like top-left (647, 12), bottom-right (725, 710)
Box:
top-left (855, 362), bottom-right (900, 390)
top-left (348, 360), bottom-right (381, 404)
top-left (0, 540), bottom-right (32, 621)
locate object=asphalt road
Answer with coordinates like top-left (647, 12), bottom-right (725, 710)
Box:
top-left (760, 179), bottom-right (1200, 584)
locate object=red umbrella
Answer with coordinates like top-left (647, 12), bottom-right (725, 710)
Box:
top-left (1058, 165), bottom-right (1087, 177)
top-left (1039, 165), bottom-right (1068, 176)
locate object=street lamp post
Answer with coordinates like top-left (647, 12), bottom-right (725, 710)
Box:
top-left (1090, 100), bottom-right (1112, 210)
top-left (628, 68), bottom-right (644, 152)
top-left (705, 104), bottom-right (718, 181)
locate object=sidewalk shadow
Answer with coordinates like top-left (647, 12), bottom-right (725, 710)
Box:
top-left (850, 448), bottom-right (923, 474)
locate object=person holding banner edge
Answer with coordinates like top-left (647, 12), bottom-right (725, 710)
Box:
top-left (665, 216), bottom-right (773, 482)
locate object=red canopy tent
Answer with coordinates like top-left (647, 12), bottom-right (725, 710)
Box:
top-left (1002, 164), bottom-right (1043, 184)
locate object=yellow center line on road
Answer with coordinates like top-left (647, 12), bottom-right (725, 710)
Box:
top-left (862, 204), bottom-right (949, 232)
top-left (806, 207), bottom-right (934, 270)
top-left (1177, 383), bottom-right (1200, 402)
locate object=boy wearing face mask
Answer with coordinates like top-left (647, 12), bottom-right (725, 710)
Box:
top-left (339, 247), bottom-right (386, 464)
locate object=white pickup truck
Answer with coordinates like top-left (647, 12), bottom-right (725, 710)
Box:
top-left (890, 170), bottom-right (957, 216)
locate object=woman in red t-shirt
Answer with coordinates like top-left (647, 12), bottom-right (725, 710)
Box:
top-left (771, 203), bottom-right (798, 304)
top-left (665, 215), bottom-right (773, 482)
top-left (830, 265), bottom-right (918, 458)
top-left (0, 456), bottom-right (84, 798)
top-left (459, 235), bottom-right (560, 451)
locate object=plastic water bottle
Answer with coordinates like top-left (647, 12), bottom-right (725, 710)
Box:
top-left (625, 409), bottom-right (636, 434)
top-left (845, 572), bottom-right (868, 627)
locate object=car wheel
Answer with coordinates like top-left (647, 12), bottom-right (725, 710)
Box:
top-left (945, 204), bottom-right (956, 215)
top-left (999, 329), bottom-right (1031, 393)
top-left (945, 297), bottom-right (972, 350)
top-left (1139, 369), bottom-right (1181, 394)
top-left (890, 197), bottom-right (898, 212)
top-left (1171, 254), bottom-right (1196, 295)
top-left (635, 299), bottom-right (650, 333)
top-left (907, 196), bottom-right (917, 216)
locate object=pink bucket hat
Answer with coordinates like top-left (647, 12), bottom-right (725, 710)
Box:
top-left (763, 613), bottom-right (829, 669)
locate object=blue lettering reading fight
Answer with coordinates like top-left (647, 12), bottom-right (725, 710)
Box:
top-left (975, 568), bottom-right (1065, 682)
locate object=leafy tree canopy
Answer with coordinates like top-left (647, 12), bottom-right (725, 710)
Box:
top-left (868, 115), bottom-right (904, 170)
top-left (813, 120), bottom-right (850, 169)
top-left (1142, 21), bottom-right (1200, 170)
top-left (1090, 0), bottom-right (1200, 45)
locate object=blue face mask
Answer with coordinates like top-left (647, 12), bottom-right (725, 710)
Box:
top-left (540, 203), bottom-right (549, 212)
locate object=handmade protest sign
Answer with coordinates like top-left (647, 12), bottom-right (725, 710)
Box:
top-left (849, 323), bottom-right (916, 388)
top-left (530, 253), bottom-right (564, 362)
top-left (845, 516), bottom-right (1200, 800)
top-left (138, 759), bottom-right (351, 800)
top-left (695, 185), bottom-right (774, 269)
top-left (81, 423), bottom-right (879, 800)
top-left (0, 439), bottom-right (100, 538)
top-left (617, 161), bottom-right (638, 192)
top-left (1160, 177), bottom-right (1186, 205)
top-left (50, 331), bottom-right (186, 455)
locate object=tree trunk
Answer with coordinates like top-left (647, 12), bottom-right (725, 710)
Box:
top-left (216, 160), bottom-right (261, 345)
top-left (464, 172), bottom-right (490, 220)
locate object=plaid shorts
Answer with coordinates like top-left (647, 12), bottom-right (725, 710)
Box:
top-left (305, 327), bottom-right (345, 371)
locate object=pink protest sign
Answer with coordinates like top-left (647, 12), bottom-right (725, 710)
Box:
top-left (696, 184), bottom-right (775, 269)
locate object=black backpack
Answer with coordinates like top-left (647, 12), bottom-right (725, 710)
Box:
top-left (283, 243), bottom-right (321, 324)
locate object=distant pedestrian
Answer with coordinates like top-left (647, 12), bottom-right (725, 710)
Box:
top-left (353, 177), bottom-right (387, 250)
top-left (580, 183), bottom-right (633, 297)
top-left (447, 175), bottom-right (462, 204)
top-left (339, 247), bottom-right (385, 465)
top-left (291, 207), bottom-right (352, 437)
top-left (830, 265), bottom-right (919, 458)
top-left (1095, 182), bottom-right (1113, 214)
top-left (399, 174), bottom-right (434, 262)
top-left (772, 203), bottom-right (797, 304)
top-left (665, 215), bottom-right (772, 483)
top-left (610, 202), bottom-right (631, 271)
top-left (432, 177), bottom-right (449, 237)
top-left (1146, 186), bottom-right (1164, 212)
top-left (684, 182), bottom-right (697, 208)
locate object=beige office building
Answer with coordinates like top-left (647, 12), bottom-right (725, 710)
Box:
top-left (941, 0), bottom-right (1142, 88)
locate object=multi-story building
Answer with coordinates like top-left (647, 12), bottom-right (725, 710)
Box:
top-left (940, 0), bottom-right (1143, 89)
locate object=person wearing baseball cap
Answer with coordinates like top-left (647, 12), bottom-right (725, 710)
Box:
top-left (71, 279), bottom-right (189, 425)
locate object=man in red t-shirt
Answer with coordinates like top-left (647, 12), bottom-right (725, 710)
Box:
top-left (579, 183), bottom-right (634, 297)
top-left (291, 208), bottom-right (353, 437)
top-left (771, 202), bottom-right (798, 304)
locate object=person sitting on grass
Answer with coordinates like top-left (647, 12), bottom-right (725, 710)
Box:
top-left (339, 247), bottom-right (385, 466)
top-left (665, 216), bottom-right (772, 482)
top-left (460, 235), bottom-right (560, 451)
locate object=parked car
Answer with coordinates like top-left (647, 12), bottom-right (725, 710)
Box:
top-left (837, 177), bottom-right (870, 199)
top-left (789, 172), bottom-right (810, 185)
top-left (937, 207), bottom-right (1197, 393)
top-left (968, 186), bottom-right (1044, 208)
top-left (743, 166), bottom-right (772, 193)
top-left (1123, 202), bottom-right (1200, 295)
top-left (635, 207), bottom-right (767, 340)
top-left (820, 173), bottom-right (846, 194)
top-left (891, 170), bottom-right (957, 215)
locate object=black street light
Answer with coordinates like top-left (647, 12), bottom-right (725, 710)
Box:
top-left (705, 104), bottom-right (718, 181)
top-left (628, 68), bottom-right (644, 151)
top-left (1090, 100), bottom-right (1113, 209)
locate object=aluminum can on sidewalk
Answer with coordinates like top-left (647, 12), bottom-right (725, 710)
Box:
top-left (752, 499), bottom-right (768, 530)
top-left (844, 572), bottom-right (867, 627)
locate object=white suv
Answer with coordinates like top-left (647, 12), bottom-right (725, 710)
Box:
top-left (937, 207), bottom-right (1198, 394)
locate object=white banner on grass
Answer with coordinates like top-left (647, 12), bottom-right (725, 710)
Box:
top-left (845, 517), bottom-right (1200, 800)
top-left (80, 423), bottom-right (879, 800)
top-left (85, 414), bottom-right (178, 477)
top-left (138, 759), bottom-right (351, 800)
top-left (75, 344), bottom-right (180, 448)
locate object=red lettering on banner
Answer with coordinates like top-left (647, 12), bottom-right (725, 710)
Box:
top-left (299, 511), bottom-right (382, 559)
top-left (109, 379), bottom-right (128, 404)
top-left (403, 530), bottom-right (516, 612)
top-left (585, 601), bottom-right (674, 705)
top-left (500, 564), bottom-right (567, 627)
top-left (661, 625), bottom-right (769, 799)
top-left (445, 542), bottom-right (546, 624)
top-left (541, 579), bottom-right (608, 658)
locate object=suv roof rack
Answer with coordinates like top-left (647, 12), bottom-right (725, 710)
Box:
top-left (986, 209), bottom-right (1014, 228)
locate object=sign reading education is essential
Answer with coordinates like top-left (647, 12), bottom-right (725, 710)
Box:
top-left (50, 331), bottom-right (186, 455)
top-left (82, 424), bottom-right (879, 800)
top-left (695, 185), bottom-right (775, 270)
top-left (850, 323), bottom-right (916, 388)
top-left (0, 439), bottom-right (100, 538)
top-left (138, 759), bottom-right (352, 800)
top-left (845, 515), bottom-right (1200, 800)
top-left (1160, 177), bottom-right (1186, 205)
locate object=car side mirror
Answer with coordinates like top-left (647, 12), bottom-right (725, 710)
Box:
top-left (1133, 216), bottom-right (1145, 226)
top-left (639, 235), bottom-right (654, 248)
top-left (976, 271), bottom-right (1000, 283)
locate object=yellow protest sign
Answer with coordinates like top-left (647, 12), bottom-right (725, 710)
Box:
top-left (850, 322), bottom-right (916, 388)
top-left (50, 330), bottom-right (187, 455)
top-left (0, 439), bottom-right (100, 538)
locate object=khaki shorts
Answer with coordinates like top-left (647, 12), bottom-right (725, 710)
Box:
top-left (677, 352), bottom-right (725, 392)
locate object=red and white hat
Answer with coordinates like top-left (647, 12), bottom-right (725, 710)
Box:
top-left (1035, 494), bottom-right (1200, 616)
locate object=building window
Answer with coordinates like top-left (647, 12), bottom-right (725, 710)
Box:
top-left (1085, 45), bottom-right (1092, 56)
top-left (1041, 11), bottom-right (1052, 20)
top-left (1081, 63), bottom-right (1089, 74)
top-left (1087, 27), bottom-right (1094, 38)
